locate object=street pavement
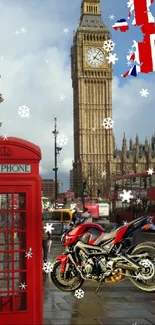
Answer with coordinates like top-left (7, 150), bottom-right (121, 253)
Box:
top-left (43, 232), bottom-right (155, 325)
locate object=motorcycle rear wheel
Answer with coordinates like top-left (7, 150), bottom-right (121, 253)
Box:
top-left (50, 260), bottom-right (84, 292)
top-left (129, 244), bottom-right (155, 292)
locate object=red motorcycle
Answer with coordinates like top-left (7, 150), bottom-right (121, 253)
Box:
top-left (50, 216), bottom-right (155, 293)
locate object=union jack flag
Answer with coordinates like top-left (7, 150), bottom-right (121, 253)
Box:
top-left (113, 0), bottom-right (155, 78)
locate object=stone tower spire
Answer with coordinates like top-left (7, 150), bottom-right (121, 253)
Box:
top-left (129, 138), bottom-right (133, 151)
top-left (113, 133), bottom-right (116, 150)
top-left (122, 133), bottom-right (127, 154)
top-left (135, 134), bottom-right (139, 147)
top-left (145, 137), bottom-right (149, 151)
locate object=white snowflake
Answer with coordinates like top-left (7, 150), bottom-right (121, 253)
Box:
top-left (106, 53), bottom-right (118, 65)
top-left (127, 0), bottom-right (134, 8)
top-left (74, 288), bottom-right (84, 299)
top-left (43, 261), bottom-right (54, 273)
top-left (15, 27), bottom-right (27, 35)
top-left (123, 220), bottom-right (128, 225)
top-left (136, 198), bottom-right (142, 204)
top-left (44, 223), bottom-right (55, 234)
top-left (119, 189), bottom-right (134, 203)
top-left (59, 94), bottom-right (66, 101)
top-left (45, 60), bottom-right (49, 63)
top-left (0, 56), bottom-right (3, 60)
top-left (25, 248), bottom-right (32, 259)
top-left (20, 27), bottom-right (27, 34)
top-left (57, 134), bottom-right (68, 146)
top-left (103, 39), bottom-right (115, 52)
top-left (132, 322), bottom-right (139, 325)
top-left (63, 27), bottom-right (69, 34)
top-left (126, 60), bottom-right (133, 67)
top-left (109, 14), bottom-right (115, 20)
top-left (2, 134), bottom-right (8, 140)
top-left (101, 171), bottom-right (107, 178)
top-left (19, 282), bottom-right (27, 290)
top-left (140, 88), bottom-right (149, 98)
top-left (102, 117), bottom-right (114, 130)
top-left (147, 168), bottom-right (154, 175)
top-left (18, 105), bottom-right (30, 118)
top-left (128, 48), bottom-right (134, 56)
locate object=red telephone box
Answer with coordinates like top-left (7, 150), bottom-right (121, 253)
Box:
top-left (0, 137), bottom-right (42, 325)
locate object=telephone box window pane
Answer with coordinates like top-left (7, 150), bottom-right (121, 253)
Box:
top-left (0, 194), bottom-right (12, 210)
top-left (1, 253), bottom-right (12, 272)
top-left (14, 272), bottom-right (27, 291)
top-left (14, 212), bottom-right (26, 229)
top-left (0, 232), bottom-right (27, 251)
top-left (14, 193), bottom-right (26, 210)
top-left (0, 212), bottom-right (13, 229)
top-left (0, 272), bottom-right (13, 293)
top-left (14, 251), bottom-right (26, 270)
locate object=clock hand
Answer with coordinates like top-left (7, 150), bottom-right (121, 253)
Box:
top-left (93, 50), bottom-right (100, 60)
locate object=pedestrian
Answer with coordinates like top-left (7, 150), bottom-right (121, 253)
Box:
top-left (42, 220), bottom-right (52, 263)
top-left (81, 207), bottom-right (93, 223)
top-left (116, 214), bottom-right (122, 226)
top-left (72, 206), bottom-right (81, 224)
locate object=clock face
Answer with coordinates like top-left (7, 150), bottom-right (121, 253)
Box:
top-left (85, 48), bottom-right (104, 67)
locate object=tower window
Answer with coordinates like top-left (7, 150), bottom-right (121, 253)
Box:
top-left (91, 20), bottom-right (94, 23)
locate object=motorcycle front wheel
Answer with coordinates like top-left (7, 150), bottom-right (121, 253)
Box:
top-left (50, 260), bottom-right (84, 292)
top-left (129, 244), bottom-right (155, 292)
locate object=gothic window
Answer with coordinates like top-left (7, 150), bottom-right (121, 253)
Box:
top-left (87, 35), bottom-right (89, 41)
top-left (91, 20), bottom-right (94, 23)
top-left (90, 35), bottom-right (92, 41)
top-left (91, 6), bottom-right (93, 12)
top-left (96, 7), bottom-right (97, 13)
top-left (87, 6), bottom-right (88, 11)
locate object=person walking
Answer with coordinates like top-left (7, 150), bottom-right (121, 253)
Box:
top-left (72, 206), bottom-right (81, 224)
top-left (42, 220), bottom-right (52, 263)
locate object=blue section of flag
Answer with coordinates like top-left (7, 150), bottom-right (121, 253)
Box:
top-left (130, 65), bottom-right (138, 76)
top-left (117, 19), bottom-right (127, 23)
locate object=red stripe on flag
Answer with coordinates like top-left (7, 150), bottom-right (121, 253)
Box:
top-left (134, 0), bottom-right (148, 26)
top-left (138, 36), bottom-right (153, 73)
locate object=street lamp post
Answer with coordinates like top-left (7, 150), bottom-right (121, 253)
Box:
top-left (52, 117), bottom-right (62, 207)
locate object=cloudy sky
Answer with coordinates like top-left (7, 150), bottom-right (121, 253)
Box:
top-left (0, 0), bottom-right (155, 190)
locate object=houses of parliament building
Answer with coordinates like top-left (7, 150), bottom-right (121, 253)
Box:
top-left (71, 0), bottom-right (155, 197)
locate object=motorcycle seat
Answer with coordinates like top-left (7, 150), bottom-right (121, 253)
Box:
top-left (94, 229), bottom-right (117, 244)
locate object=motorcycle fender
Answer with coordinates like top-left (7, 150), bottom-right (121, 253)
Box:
top-left (56, 255), bottom-right (68, 272)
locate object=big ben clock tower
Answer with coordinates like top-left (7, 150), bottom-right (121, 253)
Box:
top-left (71, 0), bottom-right (113, 197)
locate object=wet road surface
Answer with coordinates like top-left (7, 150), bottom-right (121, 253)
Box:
top-left (43, 232), bottom-right (155, 325)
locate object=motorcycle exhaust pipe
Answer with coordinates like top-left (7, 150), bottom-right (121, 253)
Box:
top-left (116, 263), bottom-right (138, 272)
